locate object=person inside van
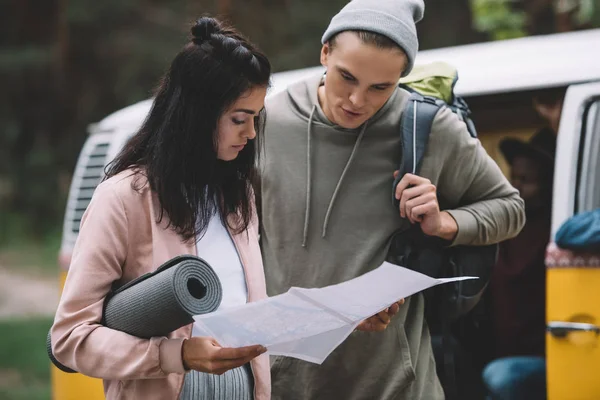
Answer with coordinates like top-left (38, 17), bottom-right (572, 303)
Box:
top-left (50, 17), bottom-right (272, 400)
top-left (532, 87), bottom-right (566, 136)
top-left (482, 127), bottom-right (557, 400)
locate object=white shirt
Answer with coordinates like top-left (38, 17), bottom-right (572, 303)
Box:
top-left (192, 211), bottom-right (248, 336)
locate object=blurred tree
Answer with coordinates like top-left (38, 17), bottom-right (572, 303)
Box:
top-left (227, 0), bottom-right (347, 71)
top-left (1, 0), bottom-right (212, 240)
top-left (470, 0), bottom-right (598, 39)
top-left (417, 0), bottom-right (487, 49)
top-left (470, 0), bottom-right (528, 40)
top-left (1, 0), bottom-right (66, 240)
top-left (217, 0), bottom-right (232, 17)
top-left (0, 0), bottom-right (598, 242)
top-left (554, 0), bottom-right (598, 31)
top-left (523, 0), bottom-right (558, 34)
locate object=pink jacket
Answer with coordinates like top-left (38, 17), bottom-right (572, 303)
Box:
top-left (51, 170), bottom-right (271, 399)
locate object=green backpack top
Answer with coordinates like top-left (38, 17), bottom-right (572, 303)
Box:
top-left (392, 61), bottom-right (478, 198)
top-left (399, 61), bottom-right (457, 103)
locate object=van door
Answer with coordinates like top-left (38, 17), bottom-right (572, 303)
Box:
top-left (546, 81), bottom-right (600, 400)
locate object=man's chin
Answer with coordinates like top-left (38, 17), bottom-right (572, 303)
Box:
top-left (338, 120), bottom-right (366, 129)
top-left (334, 114), bottom-right (366, 129)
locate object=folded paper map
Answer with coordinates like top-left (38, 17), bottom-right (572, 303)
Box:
top-left (193, 261), bottom-right (476, 364)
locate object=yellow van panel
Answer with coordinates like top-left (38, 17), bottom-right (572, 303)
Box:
top-left (478, 129), bottom-right (535, 178)
top-left (546, 246), bottom-right (600, 400)
top-left (52, 366), bottom-right (105, 400)
top-left (51, 270), bottom-right (105, 400)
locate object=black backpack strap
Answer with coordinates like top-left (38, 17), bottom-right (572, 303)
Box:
top-left (393, 88), bottom-right (463, 399)
top-left (392, 91), bottom-right (443, 208)
top-left (449, 96), bottom-right (478, 139)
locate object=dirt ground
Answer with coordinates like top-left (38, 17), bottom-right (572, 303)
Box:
top-left (0, 266), bottom-right (59, 319)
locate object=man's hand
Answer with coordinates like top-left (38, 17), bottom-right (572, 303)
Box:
top-left (182, 337), bottom-right (266, 375)
top-left (393, 172), bottom-right (458, 241)
top-left (356, 299), bottom-right (405, 332)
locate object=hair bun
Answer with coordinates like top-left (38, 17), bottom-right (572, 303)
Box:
top-left (191, 17), bottom-right (220, 43)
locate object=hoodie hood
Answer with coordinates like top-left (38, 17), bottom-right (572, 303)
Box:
top-left (288, 73), bottom-right (404, 246)
top-left (285, 73), bottom-right (390, 246)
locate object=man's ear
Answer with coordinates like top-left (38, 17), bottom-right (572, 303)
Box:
top-left (320, 43), bottom-right (330, 68)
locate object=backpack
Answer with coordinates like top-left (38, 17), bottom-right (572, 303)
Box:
top-left (386, 62), bottom-right (497, 400)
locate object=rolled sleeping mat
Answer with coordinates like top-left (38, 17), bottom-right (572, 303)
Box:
top-left (47, 330), bottom-right (76, 373)
top-left (48, 255), bottom-right (223, 373)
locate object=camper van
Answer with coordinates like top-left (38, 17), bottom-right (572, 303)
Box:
top-left (54, 29), bottom-right (600, 400)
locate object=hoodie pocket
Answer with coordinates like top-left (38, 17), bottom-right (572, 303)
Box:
top-left (395, 324), bottom-right (416, 389)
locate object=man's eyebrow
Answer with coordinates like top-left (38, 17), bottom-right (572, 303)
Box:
top-left (337, 66), bottom-right (356, 80)
top-left (372, 81), bottom-right (395, 87)
top-left (337, 66), bottom-right (395, 87)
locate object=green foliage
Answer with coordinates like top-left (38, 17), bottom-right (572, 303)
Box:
top-left (0, 213), bottom-right (61, 275)
top-left (0, 46), bottom-right (55, 73)
top-left (0, 386), bottom-right (50, 400)
top-left (2, 0), bottom-right (598, 243)
top-left (0, 318), bottom-right (53, 400)
top-left (471, 0), bottom-right (527, 40)
top-left (1, 0), bottom-right (207, 240)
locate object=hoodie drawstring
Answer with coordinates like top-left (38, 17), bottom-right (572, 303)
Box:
top-left (322, 121), bottom-right (368, 238)
top-left (302, 105), bottom-right (317, 247)
top-left (302, 104), bottom-right (368, 246)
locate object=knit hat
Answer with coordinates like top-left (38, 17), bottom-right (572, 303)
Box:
top-left (321, 0), bottom-right (425, 76)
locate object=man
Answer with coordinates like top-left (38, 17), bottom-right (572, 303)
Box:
top-left (259, 1), bottom-right (526, 399)
top-left (482, 128), bottom-right (557, 400)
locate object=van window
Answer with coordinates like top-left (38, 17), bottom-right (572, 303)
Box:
top-left (577, 98), bottom-right (600, 212)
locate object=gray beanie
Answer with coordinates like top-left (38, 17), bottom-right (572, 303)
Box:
top-left (321, 0), bottom-right (425, 76)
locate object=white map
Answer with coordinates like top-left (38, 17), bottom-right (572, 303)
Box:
top-left (193, 261), bottom-right (476, 364)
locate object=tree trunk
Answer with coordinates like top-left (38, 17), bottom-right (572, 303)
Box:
top-left (217, 0), bottom-right (232, 18)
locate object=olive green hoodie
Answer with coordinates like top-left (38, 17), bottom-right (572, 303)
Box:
top-left (259, 73), bottom-right (525, 400)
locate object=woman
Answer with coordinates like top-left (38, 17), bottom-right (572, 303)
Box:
top-left (50, 16), bottom-right (271, 400)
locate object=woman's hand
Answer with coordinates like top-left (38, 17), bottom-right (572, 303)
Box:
top-left (356, 299), bottom-right (405, 332)
top-left (182, 337), bottom-right (266, 375)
